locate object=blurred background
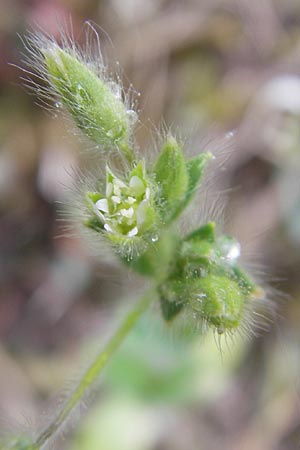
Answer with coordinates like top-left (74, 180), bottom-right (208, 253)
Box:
top-left (1, 1), bottom-right (300, 449)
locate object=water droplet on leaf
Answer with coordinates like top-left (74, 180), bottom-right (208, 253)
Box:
top-left (218, 236), bottom-right (241, 263)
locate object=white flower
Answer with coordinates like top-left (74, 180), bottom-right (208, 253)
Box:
top-left (86, 162), bottom-right (157, 245)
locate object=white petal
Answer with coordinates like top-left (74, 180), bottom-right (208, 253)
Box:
top-left (127, 226), bottom-right (138, 237)
top-left (112, 195), bottom-right (121, 204)
top-left (104, 223), bottom-right (113, 232)
top-left (96, 198), bottom-right (109, 213)
top-left (136, 201), bottom-right (147, 226)
top-left (145, 187), bottom-right (151, 200)
top-left (94, 208), bottom-right (105, 222)
top-left (127, 196), bottom-right (136, 204)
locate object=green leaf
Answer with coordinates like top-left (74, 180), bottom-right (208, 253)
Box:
top-left (154, 136), bottom-right (188, 222)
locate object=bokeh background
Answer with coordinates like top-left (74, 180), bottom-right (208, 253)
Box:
top-left (1, 1), bottom-right (300, 449)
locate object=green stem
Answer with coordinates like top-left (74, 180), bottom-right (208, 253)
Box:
top-left (34, 288), bottom-right (155, 449)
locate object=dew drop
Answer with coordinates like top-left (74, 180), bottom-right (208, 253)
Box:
top-left (55, 101), bottom-right (61, 109)
top-left (151, 235), bottom-right (158, 242)
top-left (218, 237), bottom-right (241, 263)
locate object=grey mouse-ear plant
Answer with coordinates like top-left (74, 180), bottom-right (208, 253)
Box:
top-left (6, 28), bottom-right (270, 450)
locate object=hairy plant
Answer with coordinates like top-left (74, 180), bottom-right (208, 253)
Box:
top-left (2, 25), bottom-right (272, 450)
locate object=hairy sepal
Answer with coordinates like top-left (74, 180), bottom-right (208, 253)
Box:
top-left (153, 136), bottom-right (212, 223)
top-left (173, 152), bottom-right (213, 221)
top-left (153, 136), bottom-right (188, 222)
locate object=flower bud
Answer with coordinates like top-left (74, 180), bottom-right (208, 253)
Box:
top-left (158, 223), bottom-right (265, 334)
top-left (44, 45), bottom-right (133, 159)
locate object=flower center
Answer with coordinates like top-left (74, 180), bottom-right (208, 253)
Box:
top-left (93, 165), bottom-right (153, 238)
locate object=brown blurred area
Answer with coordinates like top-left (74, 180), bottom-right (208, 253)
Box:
top-left (1, 1), bottom-right (300, 449)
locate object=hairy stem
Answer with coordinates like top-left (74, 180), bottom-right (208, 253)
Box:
top-left (35, 288), bottom-right (156, 449)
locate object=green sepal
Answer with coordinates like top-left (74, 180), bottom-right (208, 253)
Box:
top-left (129, 160), bottom-right (144, 179)
top-left (184, 222), bottom-right (216, 244)
top-left (172, 152), bottom-right (212, 220)
top-left (231, 266), bottom-right (256, 296)
top-left (177, 223), bottom-right (216, 276)
top-left (85, 191), bottom-right (103, 212)
top-left (84, 217), bottom-right (104, 232)
top-left (160, 295), bottom-right (185, 322)
top-left (153, 136), bottom-right (188, 222)
top-left (191, 275), bottom-right (245, 332)
top-left (86, 191), bottom-right (103, 203)
top-left (153, 138), bottom-right (212, 223)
